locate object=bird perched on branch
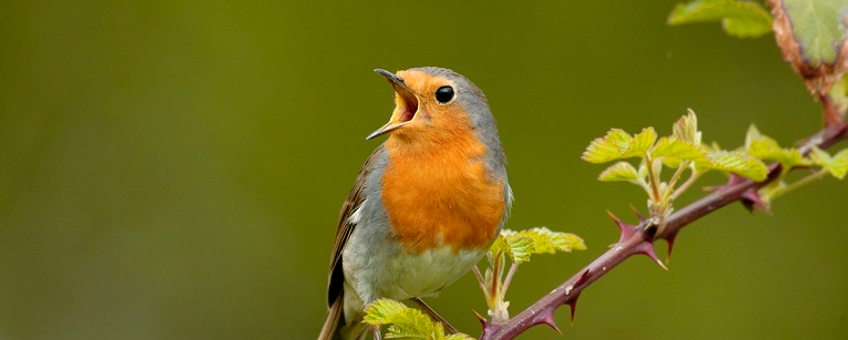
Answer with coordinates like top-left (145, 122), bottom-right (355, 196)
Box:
top-left (318, 67), bottom-right (512, 340)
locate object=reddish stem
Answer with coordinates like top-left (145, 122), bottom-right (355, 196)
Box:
top-left (479, 123), bottom-right (847, 340)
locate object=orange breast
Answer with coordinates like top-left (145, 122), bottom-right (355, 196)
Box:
top-left (381, 128), bottom-right (505, 254)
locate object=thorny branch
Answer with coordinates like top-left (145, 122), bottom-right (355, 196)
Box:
top-left (477, 122), bottom-right (848, 340)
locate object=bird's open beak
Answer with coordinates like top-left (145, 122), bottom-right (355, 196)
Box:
top-left (366, 69), bottom-right (420, 140)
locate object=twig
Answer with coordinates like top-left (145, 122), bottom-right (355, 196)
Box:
top-left (478, 123), bottom-right (847, 340)
top-left (472, 266), bottom-right (488, 296)
top-left (767, 170), bottom-right (828, 200)
top-left (644, 155), bottom-right (662, 201)
top-left (671, 168), bottom-right (701, 200)
top-left (500, 264), bottom-right (519, 296)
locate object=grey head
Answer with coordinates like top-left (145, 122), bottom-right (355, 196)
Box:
top-left (366, 66), bottom-right (506, 171)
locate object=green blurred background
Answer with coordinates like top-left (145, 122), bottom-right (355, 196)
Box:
top-left (1, 1), bottom-right (846, 339)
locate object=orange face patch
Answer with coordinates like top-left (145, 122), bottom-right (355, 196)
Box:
top-left (381, 89), bottom-right (505, 253)
top-left (384, 70), bottom-right (462, 141)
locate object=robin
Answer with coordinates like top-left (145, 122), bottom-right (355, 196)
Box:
top-left (318, 67), bottom-right (512, 340)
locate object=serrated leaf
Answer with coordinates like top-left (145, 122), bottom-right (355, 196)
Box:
top-left (709, 140), bottom-right (723, 152)
top-left (504, 235), bottom-right (535, 264)
top-left (628, 127), bottom-right (659, 157)
top-left (652, 157), bottom-right (664, 180)
top-left (364, 299), bottom-right (412, 325)
top-left (673, 109), bottom-right (702, 146)
top-left (770, 0), bottom-right (848, 111)
top-left (749, 139), bottom-right (808, 168)
top-left (651, 137), bottom-right (707, 162)
top-left (487, 236), bottom-right (509, 267)
top-left (598, 162), bottom-right (640, 182)
top-left (668, 0), bottom-right (773, 38)
top-left (662, 155), bottom-right (683, 169)
top-left (831, 149), bottom-right (848, 179)
top-left (493, 228), bottom-right (586, 264)
top-left (638, 163), bottom-right (649, 179)
top-left (810, 146), bottom-right (848, 179)
top-left (364, 299), bottom-right (473, 340)
top-left (582, 128), bottom-right (658, 163)
top-left (810, 146), bottom-right (832, 165)
top-left (829, 76), bottom-right (848, 120)
top-left (776, 0), bottom-right (848, 68)
top-left (551, 231), bottom-right (587, 251)
top-left (385, 320), bottom-right (444, 340)
top-left (525, 227), bottom-right (586, 253)
top-left (745, 125), bottom-right (809, 168)
top-left (700, 150), bottom-right (769, 180)
top-left (582, 129), bottom-right (633, 163)
top-left (744, 124), bottom-right (767, 150)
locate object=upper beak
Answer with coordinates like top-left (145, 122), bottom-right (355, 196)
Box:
top-left (366, 69), bottom-right (420, 140)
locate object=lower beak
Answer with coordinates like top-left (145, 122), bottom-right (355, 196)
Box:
top-left (366, 120), bottom-right (408, 140)
top-left (366, 69), bottom-right (419, 140)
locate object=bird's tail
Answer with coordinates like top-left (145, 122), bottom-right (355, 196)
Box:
top-left (318, 291), bottom-right (367, 340)
top-left (318, 294), bottom-right (344, 340)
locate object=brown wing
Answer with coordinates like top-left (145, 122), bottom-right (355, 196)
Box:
top-left (327, 144), bottom-right (385, 308)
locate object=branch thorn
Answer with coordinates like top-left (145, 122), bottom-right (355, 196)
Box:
top-left (536, 308), bottom-right (561, 334)
top-left (629, 204), bottom-right (646, 223)
top-left (665, 230), bottom-right (679, 264)
top-left (567, 294), bottom-right (580, 326)
top-left (574, 269), bottom-right (591, 288)
top-left (740, 189), bottom-right (766, 212)
top-left (608, 210), bottom-right (637, 243)
top-left (726, 173), bottom-right (746, 187)
top-left (634, 242), bottom-right (668, 271)
top-left (475, 309), bottom-right (500, 338)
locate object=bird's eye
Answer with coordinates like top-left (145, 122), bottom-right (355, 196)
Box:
top-left (435, 86), bottom-right (455, 104)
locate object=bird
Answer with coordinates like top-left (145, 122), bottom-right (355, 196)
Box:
top-left (318, 67), bottom-right (512, 340)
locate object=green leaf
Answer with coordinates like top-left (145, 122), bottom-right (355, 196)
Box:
top-left (445, 334), bottom-right (476, 340)
top-left (709, 140), bottom-right (723, 152)
top-left (504, 234), bottom-right (535, 264)
top-left (829, 76), bottom-right (848, 119)
top-left (749, 140), bottom-right (807, 168)
top-left (628, 127), bottom-right (659, 157)
top-left (699, 150), bottom-right (769, 181)
top-left (548, 230), bottom-right (587, 252)
top-left (489, 231), bottom-right (531, 264)
top-left (364, 299), bottom-right (476, 340)
top-left (524, 227), bottom-right (587, 253)
top-left (364, 299), bottom-right (414, 325)
top-left (651, 137), bottom-right (707, 161)
top-left (744, 124), bottom-right (766, 150)
top-left (598, 162), bottom-right (641, 182)
top-left (771, 0), bottom-right (848, 123)
top-left (745, 125), bottom-right (809, 168)
top-left (582, 128), bottom-right (657, 163)
top-left (582, 129), bottom-right (633, 163)
top-left (778, 0), bottom-right (848, 67)
top-left (492, 228), bottom-right (586, 264)
top-left (638, 162), bottom-right (649, 179)
top-left (832, 149), bottom-right (848, 180)
top-left (668, 0), bottom-right (773, 38)
top-left (810, 146), bottom-right (831, 165)
top-left (810, 146), bottom-right (848, 179)
top-left (673, 109), bottom-right (702, 146)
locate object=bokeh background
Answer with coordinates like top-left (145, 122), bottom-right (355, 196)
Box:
top-left (2, 1), bottom-right (846, 339)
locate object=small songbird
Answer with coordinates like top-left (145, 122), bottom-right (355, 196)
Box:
top-left (318, 67), bottom-right (512, 340)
